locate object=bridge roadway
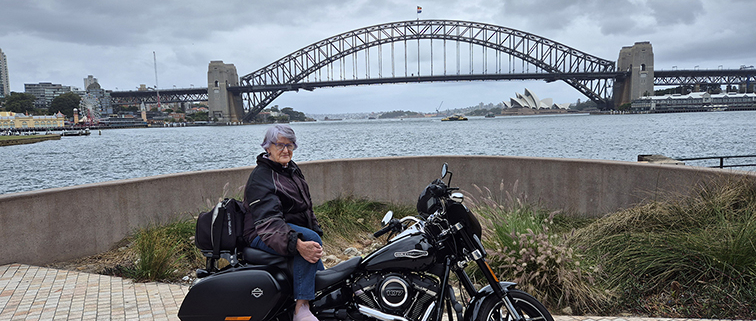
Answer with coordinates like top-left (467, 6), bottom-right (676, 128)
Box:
top-left (109, 72), bottom-right (629, 106)
top-left (108, 69), bottom-right (753, 109)
top-left (0, 263), bottom-right (733, 321)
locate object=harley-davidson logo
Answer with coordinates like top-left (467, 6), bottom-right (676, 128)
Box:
top-left (394, 249), bottom-right (429, 259)
top-left (251, 288), bottom-right (263, 298)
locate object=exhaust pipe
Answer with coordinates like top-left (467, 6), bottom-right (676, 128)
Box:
top-left (358, 305), bottom-right (408, 321)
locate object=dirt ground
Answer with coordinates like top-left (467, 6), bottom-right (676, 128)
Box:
top-left (46, 237), bottom-right (138, 276)
top-left (45, 232), bottom-right (382, 284)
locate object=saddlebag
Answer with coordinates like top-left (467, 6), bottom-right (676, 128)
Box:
top-left (178, 265), bottom-right (292, 321)
top-left (195, 198), bottom-right (246, 259)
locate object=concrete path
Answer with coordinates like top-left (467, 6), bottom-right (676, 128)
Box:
top-left (0, 263), bottom-right (736, 321)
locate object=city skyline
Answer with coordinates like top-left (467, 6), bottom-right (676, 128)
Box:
top-left (1, 0), bottom-right (755, 113)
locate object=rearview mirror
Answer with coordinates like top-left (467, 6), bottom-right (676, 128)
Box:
top-left (441, 163), bottom-right (448, 178)
top-left (381, 211), bottom-right (394, 226)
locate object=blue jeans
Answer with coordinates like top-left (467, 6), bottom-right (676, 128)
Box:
top-left (250, 223), bottom-right (325, 300)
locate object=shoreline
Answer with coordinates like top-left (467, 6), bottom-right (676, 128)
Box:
top-left (0, 134), bottom-right (61, 146)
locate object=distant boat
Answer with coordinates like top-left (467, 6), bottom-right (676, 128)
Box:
top-left (324, 117), bottom-right (342, 121)
top-left (485, 113), bottom-right (495, 118)
top-left (441, 114), bottom-right (468, 121)
top-left (61, 128), bottom-right (91, 136)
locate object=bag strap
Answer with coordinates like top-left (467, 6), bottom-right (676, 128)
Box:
top-left (211, 200), bottom-right (226, 259)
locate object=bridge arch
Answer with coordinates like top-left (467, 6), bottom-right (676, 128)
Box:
top-left (239, 20), bottom-right (616, 121)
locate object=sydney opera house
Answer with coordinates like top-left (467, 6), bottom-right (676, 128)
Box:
top-left (503, 88), bottom-right (570, 109)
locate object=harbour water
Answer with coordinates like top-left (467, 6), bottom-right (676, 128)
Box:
top-left (3, 111), bottom-right (755, 195)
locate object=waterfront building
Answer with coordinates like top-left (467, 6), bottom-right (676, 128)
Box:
top-left (24, 82), bottom-right (77, 110)
top-left (503, 88), bottom-right (570, 109)
top-left (0, 48), bottom-right (9, 98)
top-left (186, 106), bottom-right (209, 115)
top-left (631, 92), bottom-right (756, 112)
top-left (0, 111), bottom-right (65, 129)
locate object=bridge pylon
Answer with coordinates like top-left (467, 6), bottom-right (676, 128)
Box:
top-left (613, 42), bottom-right (654, 107)
top-left (208, 61), bottom-right (244, 123)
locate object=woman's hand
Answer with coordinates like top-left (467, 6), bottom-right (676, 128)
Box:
top-left (296, 239), bottom-right (323, 263)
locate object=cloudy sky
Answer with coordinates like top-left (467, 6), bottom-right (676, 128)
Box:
top-left (2, 0), bottom-right (755, 114)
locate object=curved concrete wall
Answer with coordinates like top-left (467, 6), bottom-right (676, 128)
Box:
top-left (1, 156), bottom-right (754, 266)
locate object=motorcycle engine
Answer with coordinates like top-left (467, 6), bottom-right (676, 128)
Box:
top-left (352, 273), bottom-right (439, 320)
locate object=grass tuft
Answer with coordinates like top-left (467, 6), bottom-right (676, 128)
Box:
top-left (466, 182), bottom-right (611, 314)
top-left (569, 177), bottom-right (756, 318)
top-left (121, 218), bottom-right (202, 282)
top-left (314, 196), bottom-right (416, 242)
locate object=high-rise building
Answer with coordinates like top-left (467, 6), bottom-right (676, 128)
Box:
top-left (0, 48), bottom-right (9, 98)
top-left (84, 75), bottom-right (98, 89)
top-left (82, 77), bottom-right (113, 116)
top-left (24, 82), bottom-right (75, 109)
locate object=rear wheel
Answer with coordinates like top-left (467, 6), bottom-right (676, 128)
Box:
top-left (475, 290), bottom-right (553, 321)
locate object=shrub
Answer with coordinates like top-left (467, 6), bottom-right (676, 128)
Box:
top-left (124, 218), bottom-right (202, 282)
top-left (466, 182), bottom-right (611, 314)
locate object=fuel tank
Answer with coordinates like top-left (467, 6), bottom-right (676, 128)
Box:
top-left (363, 232), bottom-right (436, 272)
top-left (178, 265), bottom-right (292, 321)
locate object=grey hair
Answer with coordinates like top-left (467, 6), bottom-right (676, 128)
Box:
top-left (261, 124), bottom-right (297, 150)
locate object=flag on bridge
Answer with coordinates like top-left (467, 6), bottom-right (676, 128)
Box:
top-left (417, 6), bottom-right (422, 14)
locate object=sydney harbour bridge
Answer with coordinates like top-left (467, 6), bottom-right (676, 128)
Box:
top-left (109, 19), bottom-right (756, 122)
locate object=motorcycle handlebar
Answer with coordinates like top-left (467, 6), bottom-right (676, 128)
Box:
top-left (373, 218), bottom-right (400, 238)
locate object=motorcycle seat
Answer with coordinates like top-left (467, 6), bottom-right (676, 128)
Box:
top-left (241, 247), bottom-right (290, 271)
top-left (314, 256), bottom-right (361, 291)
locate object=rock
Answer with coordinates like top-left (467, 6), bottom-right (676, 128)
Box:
top-left (344, 247), bottom-right (361, 257)
top-left (323, 255), bottom-right (340, 265)
top-left (561, 307), bottom-right (573, 315)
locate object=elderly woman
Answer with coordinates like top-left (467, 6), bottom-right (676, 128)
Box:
top-left (243, 124), bottom-right (323, 321)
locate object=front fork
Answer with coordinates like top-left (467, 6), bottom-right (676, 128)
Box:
top-left (452, 258), bottom-right (524, 321)
top-left (479, 259), bottom-right (524, 321)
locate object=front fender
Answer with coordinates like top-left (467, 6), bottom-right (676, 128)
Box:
top-left (463, 281), bottom-right (517, 321)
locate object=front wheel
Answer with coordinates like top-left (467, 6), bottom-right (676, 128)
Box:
top-left (475, 290), bottom-right (553, 321)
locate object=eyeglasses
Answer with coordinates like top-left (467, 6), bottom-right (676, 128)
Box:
top-left (271, 142), bottom-right (297, 151)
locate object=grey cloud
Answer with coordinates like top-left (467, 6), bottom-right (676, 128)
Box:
top-left (647, 0), bottom-right (704, 26)
top-left (0, 0), bottom-right (350, 47)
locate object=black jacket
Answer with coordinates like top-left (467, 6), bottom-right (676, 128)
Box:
top-left (243, 153), bottom-right (322, 256)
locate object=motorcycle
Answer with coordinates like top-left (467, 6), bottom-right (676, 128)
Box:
top-left (179, 163), bottom-right (553, 321)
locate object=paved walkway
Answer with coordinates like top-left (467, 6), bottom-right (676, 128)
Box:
top-left (1, 264), bottom-right (187, 320)
top-left (0, 264), bottom-right (738, 321)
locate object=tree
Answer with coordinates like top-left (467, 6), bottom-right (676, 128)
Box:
top-left (3, 92), bottom-right (37, 114)
top-left (49, 92), bottom-right (81, 118)
top-left (281, 107), bottom-right (306, 121)
top-left (188, 111), bottom-right (208, 122)
top-left (119, 105), bottom-right (139, 112)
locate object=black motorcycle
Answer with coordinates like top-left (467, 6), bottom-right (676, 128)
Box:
top-left (179, 163), bottom-right (553, 321)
